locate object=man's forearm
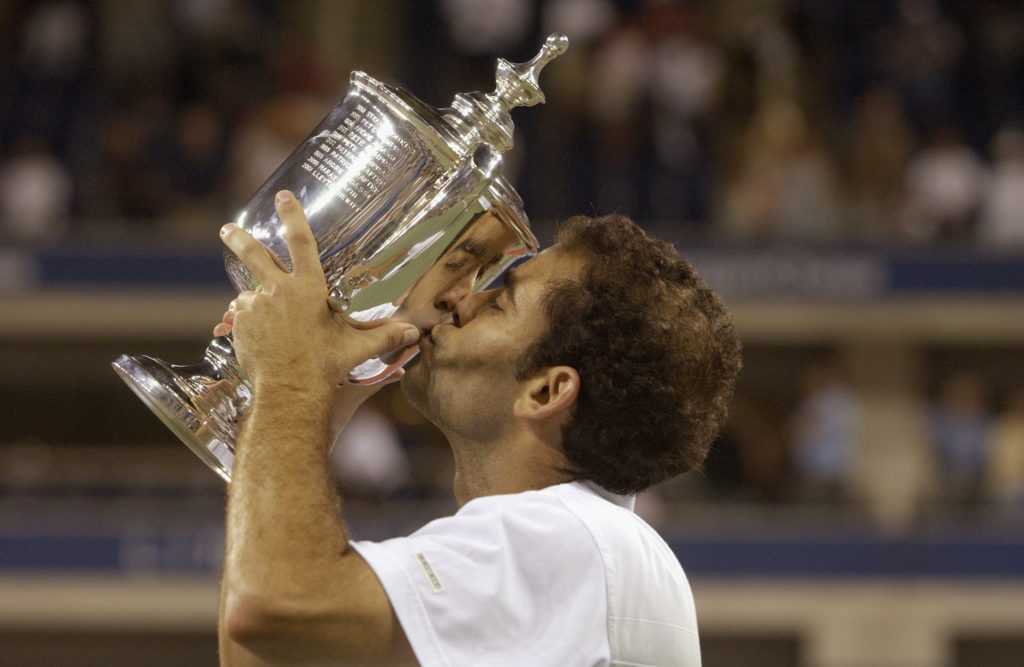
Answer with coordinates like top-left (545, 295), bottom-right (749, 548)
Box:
top-left (226, 381), bottom-right (344, 578)
top-left (219, 381), bottom-right (357, 661)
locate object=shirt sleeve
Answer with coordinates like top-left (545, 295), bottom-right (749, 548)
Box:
top-left (350, 492), bottom-right (610, 667)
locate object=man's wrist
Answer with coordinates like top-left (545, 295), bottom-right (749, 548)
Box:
top-left (235, 378), bottom-right (335, 462)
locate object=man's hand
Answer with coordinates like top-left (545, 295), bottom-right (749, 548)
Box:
top-left (219, 190), bottom-right (419, 394)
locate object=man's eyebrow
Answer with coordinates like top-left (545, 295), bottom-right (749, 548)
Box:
top-left (502, 269), bottom-right (519, 309)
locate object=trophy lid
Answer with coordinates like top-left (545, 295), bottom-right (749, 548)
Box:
top-left (357, 33), bottom-right (568, 159)
top-left (444, 33), bottom-right (569, 153)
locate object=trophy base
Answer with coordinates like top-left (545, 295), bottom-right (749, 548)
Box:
top-left (113, 333), bottom-right (417, 482)
top-left (112, 344), bottom-right (243, 482)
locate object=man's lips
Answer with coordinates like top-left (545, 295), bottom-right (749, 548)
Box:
top-left (422, 322), bottom-right (454, 347)
top-left (407, 312), bottom-right (454, 350)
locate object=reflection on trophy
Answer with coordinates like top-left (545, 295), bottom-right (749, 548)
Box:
top-left (112, 34), bottom-right (569, 481)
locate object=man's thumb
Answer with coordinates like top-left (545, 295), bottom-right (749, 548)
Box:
top-left (360, 322), bottom-right (420, 361)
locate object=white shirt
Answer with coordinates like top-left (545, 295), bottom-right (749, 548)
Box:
top-left (351, 481), bottom-right (701, 666)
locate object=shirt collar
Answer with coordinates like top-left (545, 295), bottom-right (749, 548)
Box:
top-left (578, 480), bottom-right (636, 512)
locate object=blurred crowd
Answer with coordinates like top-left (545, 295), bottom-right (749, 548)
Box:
top-left (718, 360), bottom-right (1024, 514)
top-left (1, 0), bottom-right (1024, 246)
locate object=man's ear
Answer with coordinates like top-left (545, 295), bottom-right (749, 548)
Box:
top-left (513, 366), bottom-right (580, 421)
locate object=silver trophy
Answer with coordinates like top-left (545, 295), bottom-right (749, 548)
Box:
top-left (113, 34), bottom-right (569, 481)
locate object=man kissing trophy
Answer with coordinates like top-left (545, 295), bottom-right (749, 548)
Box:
top-left (113, 34), bottom-right (569, 481)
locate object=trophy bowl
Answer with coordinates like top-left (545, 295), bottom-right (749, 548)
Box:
top-left (113, 35), bottom-right (568, 481)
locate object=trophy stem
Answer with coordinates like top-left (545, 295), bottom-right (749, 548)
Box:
top-left (112, 336), bottom-right (249, 481)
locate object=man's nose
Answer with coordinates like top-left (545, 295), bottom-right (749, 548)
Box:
top-left (434, 275), bottom-right (475, 314)
top-left (452, 289), bottom-right (493, 327)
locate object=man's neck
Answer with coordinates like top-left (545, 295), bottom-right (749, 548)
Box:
top-left (447, 432), bottom-right (572, 506)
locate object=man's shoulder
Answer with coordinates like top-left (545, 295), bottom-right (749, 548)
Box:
top-left (398, 483), bottom-right (586, 545)
top-left (539, 482), bottom-right (665, 545)
top-left (463, 482), bottom-right (670, 558)
top-left (453, 482), bottom-right (600, 536)
top-left (407, 481), bottom-right (675, 573)
top-left (460, 480), bottom-right (631, 527)
top-left (422, 482), bottom-right (621, 558)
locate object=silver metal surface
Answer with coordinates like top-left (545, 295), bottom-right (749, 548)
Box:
top-left (113, 34), bottom-right (568, 480)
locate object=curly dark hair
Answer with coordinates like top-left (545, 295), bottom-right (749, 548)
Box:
top-left (515, 214), bottom-right (742, 494)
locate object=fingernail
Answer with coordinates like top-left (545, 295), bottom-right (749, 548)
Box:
top-left (402, 327), bottom-right (419, 346)
top-left (275, 190), bottom-right (292, 205)
top-left (220, 223), bottom-right (234, 237)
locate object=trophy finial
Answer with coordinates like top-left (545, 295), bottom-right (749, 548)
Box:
top-left (491, 33), bottom-right (570, 111)
top-left (443, 33), bottom-right (569, 152)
